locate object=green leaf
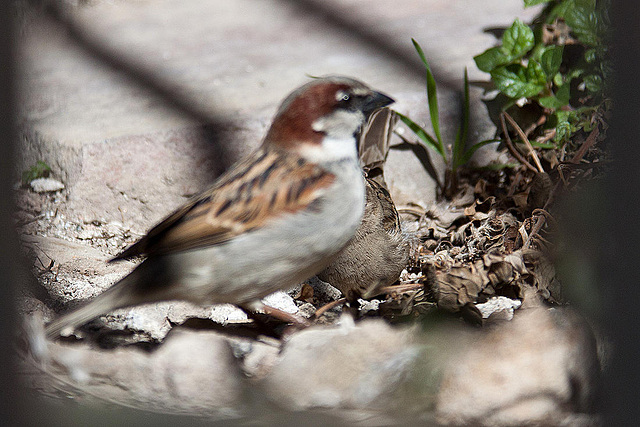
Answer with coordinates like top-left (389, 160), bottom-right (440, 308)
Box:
top-left (474, 47), bottom-right (509, 73)
top-left (412, 39), bottom-right (443, 147)
top-left (473, 19), bottom-right (535, 74)
top-left (524, 0), bottom-right (553, 6)
top-left (565, 0), bottom-right (600, 46)
top-left (395, 111), bottom-right (446, 159)
top-left (491, 64), bottom-right (546, 98)
top-left (539, 94), bottom-right (566, 109)
top-left (556, 82), bottom-right (571, 104)
top-left (553, 72), bottom-right (564, 86)
top-left (583, 74), bottom-right (602, 92)
top-left (549, 1), bottom-right (573, 21)
top-left (530, 141), bottom-right (557, 149)
top-left (527, 60), bottom-right (547, 85)
top-left (502, 19), bottom-right (535, 60)
top-left (453, 68), bottom-right (470, 169)
top-left (540, 46), bottom-right (564, 78)
top-left (22, 160), bottom-right (52, 184)
top-left (554, 110), bottom-right (572, 142)
top-left (411, 38), bottom-right (429, 68)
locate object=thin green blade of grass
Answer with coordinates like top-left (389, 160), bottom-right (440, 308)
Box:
top-left (412, 39), bottom-right (443, 148)
top-left (529, 141), bottom-right (557, 149)
top-left (453, 68), bottom-right (470, 170)
top-left (457, 139), bottom-right (502, 167)
top-left (395, 111), bottom-right (446, 158)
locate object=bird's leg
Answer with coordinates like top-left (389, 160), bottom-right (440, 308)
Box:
top-left (241, 301), bottom-right (310, 328)
top-left (312, 297), bottom-right (347, 320)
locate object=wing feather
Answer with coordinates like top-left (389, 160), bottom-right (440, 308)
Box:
top-left (111, 147), bottom-right (335, 261)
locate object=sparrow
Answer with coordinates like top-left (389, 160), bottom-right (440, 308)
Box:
top-left (316, 173), bottom-right (409, 301)
top-left (45, 76), bottom-right (394, 338)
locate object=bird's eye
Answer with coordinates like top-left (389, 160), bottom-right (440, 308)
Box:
top-left (336, 91), bottom-right (350, 102)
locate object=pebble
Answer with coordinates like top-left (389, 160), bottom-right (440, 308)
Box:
top-left (30, 177), bottom-right (65, 193)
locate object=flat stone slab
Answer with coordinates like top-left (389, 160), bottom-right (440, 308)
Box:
top-left (17, 0), bottom-right (538, 231)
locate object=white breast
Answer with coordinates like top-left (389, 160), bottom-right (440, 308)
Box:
top-left (161, 157), bottom-right (366, 304)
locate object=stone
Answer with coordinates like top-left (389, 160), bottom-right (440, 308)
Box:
top-left (435, 307), bottom-right (600, 426)
top-left (261, 317), bottom-right (419, 411)
top-left (262, 290), bottom-right (299, 314)
top-left (20, 234), bottom-right (135, 305)
top-left (38, 328), bottom-right (244, 416)
top-left (236, 338), bottom-right (281, 380)
top-left (476, 296), bottom-right (522, 321)
top-left (307, 276), bottom-right (343, 303)
top-left (30, 177), bottom-right (65, 193)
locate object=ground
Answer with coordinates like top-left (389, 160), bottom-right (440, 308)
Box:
top-left (14, 1), bottom-right (603, 425)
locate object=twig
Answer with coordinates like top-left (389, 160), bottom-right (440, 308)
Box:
top-left (524, 114), bottom-right (547, 138)
top-left (537, 128), bottom-right (557, 145)
top-left (313, 298), bottom-right (347, 319)
top-left (376, 282), bottom-right (424, 295)
top-left (523, 209), bottom-right (553, 249)
top-left (499, 113), bottom-right (537, 173)
top-left (570, 126), bottom-right (600, 164)
top-left (507, 171), bottom-right (523, 197)
top-left (503, 112), bottom-right (545, 173)
top-left (524, 127), bottom-right (602, 248)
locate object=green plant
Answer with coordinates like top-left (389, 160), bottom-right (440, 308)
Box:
top-left (396, 39), bottom-right (497, 198)
top-left (22, 160), bottom-right (52, 184)
top-left (474, 0), bottom-right (610, 147)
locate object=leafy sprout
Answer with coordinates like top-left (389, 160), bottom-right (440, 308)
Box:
top-left (473, 0), bottom-right (610, 147)
top-left (22, 160), bottom-right (52, 185)
top-left (395, 39), bottom-right (499, 198)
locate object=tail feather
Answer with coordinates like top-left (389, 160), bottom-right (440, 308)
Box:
top-left (45, 281), bottom-right (132, 340)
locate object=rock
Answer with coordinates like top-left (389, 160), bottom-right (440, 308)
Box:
top-left (21, 234), bottom-right (135, 305)
top-left (307, 276), bottom-right (343, 303)
top-left (30, 177), bottom-right (65, 193)
top-left (261, 317), bottom-right (419, 411)
top-left (209, 303), bottom-right (249, 325)
top-left (102, 301), bottom-right (211, 341)
top-left (42, 328), bottom-right (244, 415)
top-left (262, 290), bottom-right (299, 314)
top-left (234, 338), bottom-right (280, 379)
top-left (476, 296), bottom-right (522, 321)
top-left (435, 307), bottom-right (600, 426)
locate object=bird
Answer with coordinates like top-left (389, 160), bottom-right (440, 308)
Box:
top-left (316, 175), bottom-right (409, 302)
top-left (45, 76), bottom-right (394, 338)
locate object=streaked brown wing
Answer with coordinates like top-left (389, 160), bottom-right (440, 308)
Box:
top-left (365, 177), bottom-right (401, 233)
top-left (111, 147), bottom-right (335, 261)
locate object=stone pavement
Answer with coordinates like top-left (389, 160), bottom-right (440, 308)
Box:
top-left (17, 0), bottom-right (538, 232)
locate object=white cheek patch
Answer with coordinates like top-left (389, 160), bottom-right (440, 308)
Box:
top-left (298, 135), bottom-right (358, 162)
top-left (312, 110), bottom-right (365, 139)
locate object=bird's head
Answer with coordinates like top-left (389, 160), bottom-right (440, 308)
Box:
top-left (264, 76), bottom-right (394, 161)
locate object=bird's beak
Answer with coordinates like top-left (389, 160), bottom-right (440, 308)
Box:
top-left (362, 91), bottom-right (395, 117)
